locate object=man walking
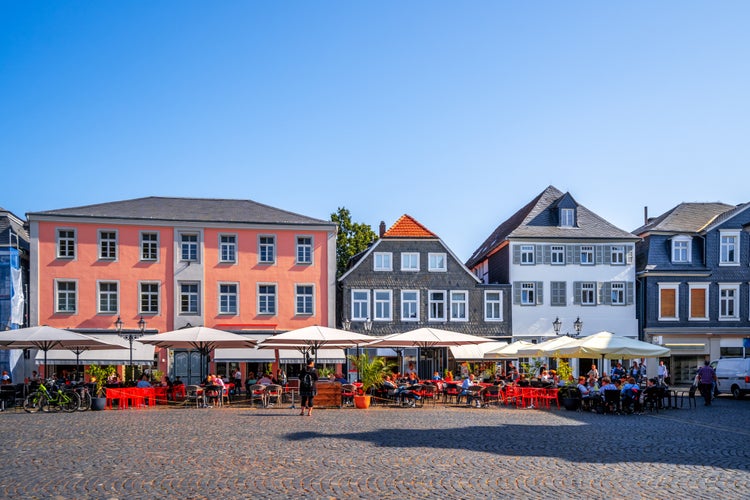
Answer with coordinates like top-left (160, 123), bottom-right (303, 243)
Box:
top-left (696, 360), bottom-right (717, 406)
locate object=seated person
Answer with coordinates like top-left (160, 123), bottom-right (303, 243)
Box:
top-left (257, 373), bottom-right (273, 385)
top-left (334, 373), bottom-right (348, 384)
top-left (459, 374), bottom-right (479, 405)
top-left (577, 376), bottom-right (590, 399)
top-left (642, 377), bottom-right (661, 409)
top-left (135, 374), bottom-right (152, 388)
top-left (620, 376), bottom-right (640, 413)
top-left (432, 371), bottom-right (443, 381)
top-left (381, 375), bottom-right (398, 397)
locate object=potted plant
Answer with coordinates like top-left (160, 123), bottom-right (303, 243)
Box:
top-left (348, 353), bottom-right (391, 409)
top-left (86, 365), bottom-right (116, 411)
top-left (555, 358), bottom-right (579, 411)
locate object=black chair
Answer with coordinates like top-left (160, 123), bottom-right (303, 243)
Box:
top-left (679, 385), bottom-right (697, 409)
top-left (603, 389), bottom-right (621, 415)
top-left (642, 386), bottom-right (661, 413)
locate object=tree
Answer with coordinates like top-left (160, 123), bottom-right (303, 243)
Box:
top-left (330, 207), bottom-right (377, 277)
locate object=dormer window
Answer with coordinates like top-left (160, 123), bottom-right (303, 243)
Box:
top-left (560, 208), bottom-right (575, 227)
top-left (671, 235), bottom-right (691, 263)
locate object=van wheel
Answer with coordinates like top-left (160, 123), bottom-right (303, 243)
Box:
top-left (731, 385), bottom-right (743, 400)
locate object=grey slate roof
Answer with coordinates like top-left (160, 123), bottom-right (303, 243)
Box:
top-left (466, 185), bottom-right (637, 269)
top-left (27, 197), bottom-right (334, 227)
top-left (0, 208), bottom-right (30, 249)
top-left (632, 202), bottom-right (735, 235)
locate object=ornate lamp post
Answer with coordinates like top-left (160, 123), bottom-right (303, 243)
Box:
top-left (553, 316), bottom-right (583, 338)
top-left (115, 315), bottom-right (146, 382)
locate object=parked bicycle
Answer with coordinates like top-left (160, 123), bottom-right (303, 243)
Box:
top-left (71, 383), bottom-right (93, 412)
top-left (24, 379), bottom-right (81, 413)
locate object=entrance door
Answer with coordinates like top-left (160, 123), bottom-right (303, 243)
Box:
top-left (173, 351), bottom-right (203, 385)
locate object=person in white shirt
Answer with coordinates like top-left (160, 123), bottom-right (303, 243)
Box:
top-left (657, 361), bottom-right (669, 385)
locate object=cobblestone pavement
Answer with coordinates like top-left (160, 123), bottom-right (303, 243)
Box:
top-left (1, 395), bottom-right (749, 499)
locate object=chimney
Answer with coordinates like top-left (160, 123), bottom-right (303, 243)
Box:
top-left (644, 206), bottom-right (648, 225)
top-left (379, 221), bottom-right (386, 237)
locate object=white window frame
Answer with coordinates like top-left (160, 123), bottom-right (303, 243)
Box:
top-left (719, 231), bottom-right (740, 266)
top-left (611, 282), bottom-right (625, 306)
top-left (219, 234), bottom-right (237, 264)
top-left (610, 246), bottom-right (625, 265)
top-left (296, 236), bottom-right (313, 265)
top-left (54, 279), bottom-right (77, 313)
top-left (97, 281), bottom-right (119, 314)
top-left (180, 233), bottom-right (199, 262)
top-left (428, 290), bottom-right (447, 321)
top-left (401, 290), bottom-right (420, 322)
top-left (98, 230), bottom-right (118, 260)
top-left (657, 282), bottom-right (679, 321)
top-left (257, 283), bottom-right (277, 315)
top-left (428, 253), bottom-right (447, 272)
top-left (450, 290), bottom-right (468, 322)
top-left (139, 281), bottom-right (160, 315)
top-left (688, 282), bottom-right (709, 321)
top-left (671, 235), bottom-right (691, 263)
top-left (718, 283), bottom-right (740, 321)
top-left (179, 282), bottom-right (200, 315)
top-left (520, 245), bottom-right (534, 265)
top-left (258, 235), bottom-right (276, 264)
top-left (401, 252), bottom-right (420, 271)
top-left (295, 284), bottom-right (315, 315)
top-left (560, 208), bottom-right (575, 227)
top-left (140, 232), bottom-right (159, 262)
top-left (373, 289), bottom-right (393, 321)
top-left (551, 245), bottom-right (565, 265)
top-left (581, 282), bottom-right (596, 305)
top-left (218, 282), bottom-right (238, 315)
top-left (580, 245), bottom-right (594, 265)
top-left (520, 282), bottom-right (536, 306)
top-left (57, 229), bottom-right (76, 259)
top-left (483, 290), bottom-right (503, 321)
top-left (351, 289), bottom-right (370, 320)
top-left (373, 252), bottom-right (392, 271)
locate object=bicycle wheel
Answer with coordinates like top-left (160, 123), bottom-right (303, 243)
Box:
top-left (61, 391), bottom-right (80, 413)
top-left (40, 394), bottom-right (54, 413)
top-left (23, 392), bottom-right (42, 413)
top-left (77, 390), bottom-right (92, 411)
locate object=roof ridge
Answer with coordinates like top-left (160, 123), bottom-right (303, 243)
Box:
top-left (383, 214), bottom-right (437, 238)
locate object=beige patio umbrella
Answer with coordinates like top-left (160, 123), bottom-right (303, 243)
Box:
top-left (257, 325), bottom-right (375, 362)
top-left (547, 331), bottom-right (671, 360)
top-left (139, 326), bottom-right (256, 381)
top-left (484, 340), bottom-right (536, 359)
top-left (515, 335), bottom-right (580, 358)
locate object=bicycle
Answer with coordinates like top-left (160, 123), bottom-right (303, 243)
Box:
top-left (24, 379), bottom-right (81, 413)
top-left (71, 383), bottom-right (93, 411)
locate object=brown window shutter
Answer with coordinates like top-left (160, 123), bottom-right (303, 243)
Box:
top-left (661, 289), bottom-right (676, 318)
top-left (691, 288), bottom-right (706, 318)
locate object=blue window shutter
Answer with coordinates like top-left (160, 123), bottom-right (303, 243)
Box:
top-left (543, 245), bottom-right (551, 264)
top-left (535, 245), bottom-right (543, 264)
top-left (595, 246), bottom-right (603, 265)
top-left (573, 281), bottom-right (581, 305)
top-left (600, 282), bottom-right (611, 305)
top-left (627, 282), bottom-right (634, 305)
top-left (603, 246), bottom-right (612, 265)
top-left (512, 246), bottom-right (520, 265)
top-left (536, 282), bottom-right (544, 305)
top-left (513, 282), bottom-right (521, 304)
top-left (566, 245), bottom-right (575, 264)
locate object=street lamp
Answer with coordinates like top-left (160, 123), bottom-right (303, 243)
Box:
top-left (115, 315), bottom-right (146, 382)
top-left (553, 316), bottom-right (583, 337)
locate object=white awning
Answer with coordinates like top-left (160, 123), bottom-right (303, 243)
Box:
top-left (214, 347), bottom-right (346, 364)
top-left (449, 342), bottom-right (507, 361)
top-left (34, 334), bottom-right (155, 365)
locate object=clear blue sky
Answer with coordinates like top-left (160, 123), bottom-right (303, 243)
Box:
top-left (2, 2), bottom-right (749, 260)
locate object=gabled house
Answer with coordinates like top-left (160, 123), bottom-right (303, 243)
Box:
top-left (634, 201), bottom-right (750, 384)
top-left (338, 215), bottom-right (510, 377)
top-left (27, 197), bottom-right (338, 384)
top-left (466, 186), bottom-right (639, 343)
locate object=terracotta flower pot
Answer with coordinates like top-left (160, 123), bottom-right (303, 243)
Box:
top-left (353, 395), bottom-right (371, 409)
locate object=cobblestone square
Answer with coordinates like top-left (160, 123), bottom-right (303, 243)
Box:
top-left (1, 397), bottom-right (749, 499)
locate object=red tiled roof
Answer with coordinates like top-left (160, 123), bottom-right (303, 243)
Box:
top-left (383, 214), bottom-right (437, 238)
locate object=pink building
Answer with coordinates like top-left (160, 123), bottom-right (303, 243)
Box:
top-left (27, 197), bottom-right (337, 384)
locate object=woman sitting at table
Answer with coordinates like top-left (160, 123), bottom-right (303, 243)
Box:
top-left (136, 374), bottom-right (152, 388)
top-left (257, 372), bottom-right (273, 385)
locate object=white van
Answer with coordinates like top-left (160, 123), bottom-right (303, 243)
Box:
top-left (713, 358), bottom-right (750, 399)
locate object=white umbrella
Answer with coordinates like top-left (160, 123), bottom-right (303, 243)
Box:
top-left (257, 326), bottom-right (375, 362)
top-left (548, 331), bottom-right (671, 360)
top-left (139, 326), bottom-right (256, 381)
top-left (484, 340), bottom-right (536, 359)
top-left (515, 336), bottom-right (580, 358)
top-left (0, 326), bottom-right (123, 378)
top-left (367, 327), bottom-right (495, 348)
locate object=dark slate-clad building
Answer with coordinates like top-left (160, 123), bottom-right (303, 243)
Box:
top-left (338, 215), bottom-right (510, 377)
top-left (634, 201), bottom-right (750, 384)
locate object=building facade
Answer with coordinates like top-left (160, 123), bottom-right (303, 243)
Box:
top-left (0, 206), bottom-right (30, 381)
top-left (466, 186), bottom-right (639, 343)
top-left (27, 197), bottom-right (337, 383)
top-left (634, 201), bottom-right (750, 384)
